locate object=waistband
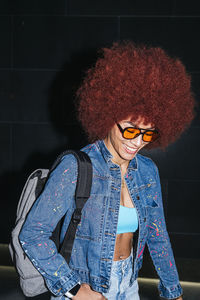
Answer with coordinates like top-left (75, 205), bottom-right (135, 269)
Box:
top-left (112, 251), bottom-right (133, 271)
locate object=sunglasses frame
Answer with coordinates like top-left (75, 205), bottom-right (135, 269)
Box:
top-left (117, 123), bottom-right (159, 143)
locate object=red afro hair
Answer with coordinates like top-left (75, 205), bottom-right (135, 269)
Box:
top-left (76, 41), bottom-right (195, 149)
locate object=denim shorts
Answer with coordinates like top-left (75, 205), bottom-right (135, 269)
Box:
top-left (102, 253), bottom-right (140, 300)
top-left (50, 254), bottom-right (139, 300)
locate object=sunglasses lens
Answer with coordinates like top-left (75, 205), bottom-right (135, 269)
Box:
top-left (123, 128), bottom-right (140, 139)
top-left (143, 131), bottom-right (159, 142)
top-left (118, 123), bottom-right (159, 143)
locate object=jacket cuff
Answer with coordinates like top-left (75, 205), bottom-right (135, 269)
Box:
top-left (45, 270), bottom-right (81, 296)
top-left (158, 281), bottom-right (183, 299)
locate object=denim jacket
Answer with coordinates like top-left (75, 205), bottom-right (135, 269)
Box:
top-left (19, 140), bottom-right (183, 299)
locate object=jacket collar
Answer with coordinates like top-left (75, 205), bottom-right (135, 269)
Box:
top-left (96, 140), bottom-right (138, 171)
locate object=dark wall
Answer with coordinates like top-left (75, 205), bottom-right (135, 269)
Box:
top-left (0, 0), bottom-right (200, 274)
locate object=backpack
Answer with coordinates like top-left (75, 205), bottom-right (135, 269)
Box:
top-left (9, 150), bottom-right (92, 297)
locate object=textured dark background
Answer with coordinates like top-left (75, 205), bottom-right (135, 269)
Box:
top-left (0, 0), bottom-right (200, 282)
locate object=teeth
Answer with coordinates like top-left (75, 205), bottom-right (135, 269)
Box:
top-left (125, 145), bottom-right (137, 152)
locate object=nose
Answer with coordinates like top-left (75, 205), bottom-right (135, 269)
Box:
top-left (130, 134), bottom-right (143, 147)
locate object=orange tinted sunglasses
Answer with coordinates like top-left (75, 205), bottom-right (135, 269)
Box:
top-left (117, 124), bottom-right (159, 143)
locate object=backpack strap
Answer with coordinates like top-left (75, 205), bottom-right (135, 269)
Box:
top-left (51, 149), bottom-right (92, 211)
top-left (50, 150), bottom-right (93, 263)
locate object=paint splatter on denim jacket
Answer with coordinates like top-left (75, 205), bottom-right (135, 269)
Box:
top-left (19, 140), bottom-right (183, 299)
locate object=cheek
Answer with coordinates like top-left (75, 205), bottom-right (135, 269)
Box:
top-left (112, 137), bottom-right (122, 151)
top-left (110, 129), bottom-right (123, 146)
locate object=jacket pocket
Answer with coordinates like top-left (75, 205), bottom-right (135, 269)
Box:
top-left (75, 194), bottom-right (106, 242)
top-left (139, 181), bottom-right (159, 208)
top-left (145, 197), bottom-right (159, 208)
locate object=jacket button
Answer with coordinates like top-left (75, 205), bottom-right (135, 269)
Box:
top-left (136, 196), bottom-right (140, 200)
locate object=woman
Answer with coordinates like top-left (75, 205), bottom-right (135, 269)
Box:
top-left (19, 41), bottom-right (195, 300)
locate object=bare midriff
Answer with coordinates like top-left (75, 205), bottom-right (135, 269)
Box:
top-left (113, 232), bottom-right (133, 261)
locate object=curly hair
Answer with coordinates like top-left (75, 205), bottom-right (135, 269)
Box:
top-left (76, 41), bottom-right (195, 149)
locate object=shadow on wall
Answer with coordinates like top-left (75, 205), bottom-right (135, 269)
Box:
top-left (48, 48), bottom-right (100, 135)
top-left (2, 48), bottom-right (101, 244)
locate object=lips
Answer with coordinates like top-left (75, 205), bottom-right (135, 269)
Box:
top-left (123, 144), bottom-right (138, 154)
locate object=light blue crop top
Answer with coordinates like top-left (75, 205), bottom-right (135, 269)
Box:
top-left (117, 205), bottom-right (138, 234)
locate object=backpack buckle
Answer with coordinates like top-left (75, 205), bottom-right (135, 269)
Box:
top-left (72, 208), bottom-right (82, 224)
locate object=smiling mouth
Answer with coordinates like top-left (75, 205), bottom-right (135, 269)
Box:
top-left (124, 144), bottom-right (138, 154)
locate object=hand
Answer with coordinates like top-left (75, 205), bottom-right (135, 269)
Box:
top-left (174, 297), bottom-right (183, 300)
top-left (73, 283), bottom-right (106, 300)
